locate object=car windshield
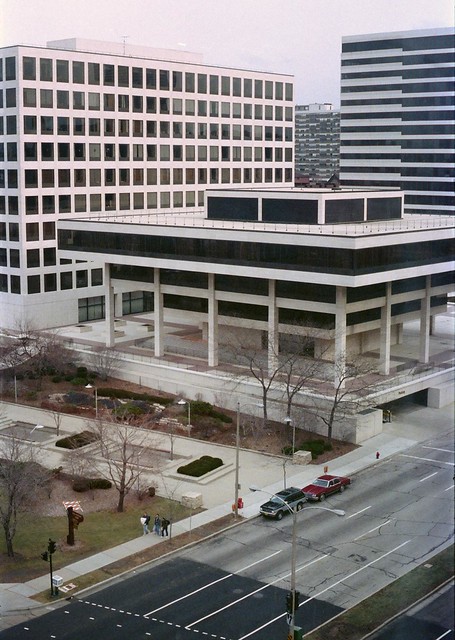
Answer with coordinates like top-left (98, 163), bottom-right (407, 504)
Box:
top-left (270, 496), bottom-right (285, 504)
top-left (313, 479), bottom-right (329, 487)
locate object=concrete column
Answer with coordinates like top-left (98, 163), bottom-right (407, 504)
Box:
top-left (104, 263), bottom-right (115, 347)
top-left (114, 292), bottom-right (123, 317)
top-left (379, 282), bottom-right (392, 375)
top-left (154, 267), bottom-right (164, 357)
top-left (419, 275), bottom-right (431, 364)
top-left (207, 273), bottom-right (218, 367)
top-left (397, 322), bottom-right (403, 344)
top-left (268, 279), bottom-right (278, 374)
top-left (334, 286), bottom-right (347, 389)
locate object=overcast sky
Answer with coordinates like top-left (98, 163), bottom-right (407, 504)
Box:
top-left (1, 0), bottom-right (453, 105)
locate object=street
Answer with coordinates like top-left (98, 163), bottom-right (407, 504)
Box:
top-left (1, 429), bottom-right (453, 639)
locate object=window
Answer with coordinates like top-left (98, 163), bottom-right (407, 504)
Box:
top-left (265, 80), bottom-right (273, 99)
top-left (89, 119), bottom-right (100, 136)
top-left (42, 142), bottom-right (54, 161)
top-left (24, 142), bottom-right (37, 161)
top-left (160, 98), bottom-right (170, 114)
top-left (146, 96), bottom-right (156, 113)
top-left (147, 168), bottom-right (157, 184)
top-left (244, 78), bottom-right (252, 97)
top-left (26, 222), bottom-right (39, 241)
top-left (233, 77), bottom-right (241, 97)
top-left (27, 249), bottom-right (40, 269)
top-left (40, 89), bottom-right (53, 108)
top-left (173, 98), bottom-right (183, 115)
top-left (104, 143), bottom-right (115, 160)
top-left (74, 194), bottom-right (86, 212)
top-left (221, 76), bottom-right (230, 95)
top-left (74, 143), bottom-right (85, 160)
top-left (173, 168), bottom-right (183, 184)
top-left (197, 123), bottom-right (206, 139)
top-left (233, 103), bottom-right (241, 118)
top-left (90, 168), bottom-right (101, 185)
top-left (132, 67), bottom-right (143, 88)
top-left (160, 145), bottom-right (170, 161)
top-left (198, 100), bottom-right (207, 116)
top-left (132, 95), bottom-right (143, 112)
top-left (160, 121), bottom-right (170, 137)
top-left (133, 168), bottom-right (143, 185)
top-left (40, 58), bottom-right (52, 81)
top-left (57, 90), bottom-right (69, 109)
top-left (59, 195), bottom-right (71, 212)
top-left (119, 168), bottom-right (130, 185)
top-left (56, 59), bottom-right (69, 82)
top-left (5, 57), bottom-right (16, 81)
top-left (185, 99), bottom-right (195, 115)
top-left (44, 273), bottom-right (57, 292)
top-left (172, 71), bottom-right (182, 91)
top-left (285, 83), bottom-right (293, 101)
top-left (6, 116), bottom-right (16, 135)
top-left (210, 75), bottom-right (219, 94)
top-left (73, 91), bottom-right (85, 109)
top-left (43, 221), bottom-right (55, 240)
top-left (25, 196), bottom-right (38, 214)
top-left (104, 93), bottom-right (114, 110)
top-left (254, 79), bottom-right (263, 98)
top-left (133, 192), bottom-right (144, 209)
top-left (146, 68), bottom-right (156, 89)
top-left (90, 194), bottom-right (101, 211)
top-left (23, 56), bottom-right (36, 80)
top-left (72, 61), bottom-right (85, 83)
top-left (42, 196), bottom-right (55, 214)
top-left (28, 275), bottom-right (41, 294)
top-left (104, 119), bottom-right (115, 135)
top-left (60, 272), bottom-right (73, 290)
top-left (198, 73), bottom-right (207, 93)
top-left (160, 69), bottom-right (169, 90)
top-left (23, 88), bottom-right (36, 107)
top-left (185, 72), bottom-right (195, 92)
top-left (105, 168), bottom-right (115, 186)
top-left (221, 124), bottom-right (230, 139)
top-left (88, 92), bottom-right (100, 110)
top-left (9, 249), bottom-right (20, 267)
top-left (57, 117), bottom-right (69, 135)
top-left (25, 170), bottom-right (38, 188)
top-left (73, 118), bottom-right (85, 135)
top-left (118, 94), bottom-right (129, 112)
top-left (8, 170), bottom-right (17, 188)
top-left (103, 64), bottom-right (114, 85)
top-left (105, 193), bottom-right (116, 210)
top-left (275, 82), bottom-right (283, 100)
top-left (146, 144), bottom-right (157, 160)
top-left (173, 145), bottom-right (183, 161)
top-left (198, 145), bottom-right (207, 161)
top-left (88, 63), bottom-right (100, 85)
top-left (43, 247), bottom-right (56, 266)
top-left (24, 116), bottom-right (36, 133)
top-left (119, 144), bottom-right (129, 160)
top-left (221, 102), bottom-right (230, 118)
top-left (173, 122), bottom-right (182, 138)
top-left (118, 65), bottom-right (129, 87)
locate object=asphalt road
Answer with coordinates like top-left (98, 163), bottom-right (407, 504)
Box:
top-left (2, 429), bottom-right (453, 640)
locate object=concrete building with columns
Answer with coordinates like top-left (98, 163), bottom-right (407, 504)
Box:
top-left (56, 187), bottom-right (454, 442)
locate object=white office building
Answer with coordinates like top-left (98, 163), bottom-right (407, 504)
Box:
top-left (0, 38), bottom-right (294, 330)
top-left (340, 27), bottom-right (455, 216)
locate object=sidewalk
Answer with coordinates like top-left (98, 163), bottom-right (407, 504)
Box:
top-left (0, 401), bottom-right (453, 629)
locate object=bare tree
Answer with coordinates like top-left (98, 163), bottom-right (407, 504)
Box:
top-left (89, 346), bottom-right (121, 381)
top-left (46, 406), bottom-right (63, 437)
top-left (315, 356), bottom-right (384, 442)
top-left (0, 436), bottom-right (49, 557)
top-left (88, 418), bottom-right (154, 512)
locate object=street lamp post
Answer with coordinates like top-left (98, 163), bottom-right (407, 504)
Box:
top-left (234, 401), bottom-right (263, 517)
top-left (30, 424), bottom-right (44, 440)
top-left (85, 384), bottom-right (98, 417)
top-left (250, 485), bottom-right (344, 639)
top-left (177, 398), bottom-right (191, 433)
top-left (285, 415), bottom-right (295, 462)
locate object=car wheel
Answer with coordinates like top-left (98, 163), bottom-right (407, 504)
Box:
top-left (339, 485), bottom-right (345, 493)
top-left (296, 502), bottom-right (303, 511)
top-left (319, 494), bottom-right (326, 501)
top-left (276, 511), bottom-right (283, 520)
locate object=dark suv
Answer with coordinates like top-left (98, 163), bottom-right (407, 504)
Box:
top-left (259, 487), bottom-right (307, 520)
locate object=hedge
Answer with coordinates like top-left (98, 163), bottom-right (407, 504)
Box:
top-left (96, 387), bottom-right (173, 405)
top-left (73, 477), bottom-right (112, 492)
top-left (177, 455), bottom-right (223, 477)
top-left (55, 431), bottom-right (98, 449)
top-left (282, 439), bottom-right (332, 459)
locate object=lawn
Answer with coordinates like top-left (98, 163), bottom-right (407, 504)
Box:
top-left (0, 496), bottom-right (196, 583)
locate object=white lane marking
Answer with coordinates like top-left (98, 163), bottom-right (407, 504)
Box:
top-left (399, 454), bottom-right (455, 466)
top-left (238, 540), bottom-right (411, 640)
top-left (419, 472), bottom-right (438, 482)
top-left (186, 555), bottom-right (326, 629)
top-left (347, 506), bottom-right (371, 519)
top-left (444, 484), bottom-right (454, 492)
top-left (435, 630), bottom-right (452, 640)
top-left (423, 446), bottom-right (454, 454)
top-left (144, 549), bottom-right (282, 616)
top-left (353, 520), bottom-right (391, 541)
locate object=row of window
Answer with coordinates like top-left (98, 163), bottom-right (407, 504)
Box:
top-left (11, 118), bottom-right (293, 140)
top-left (0, 55), bottom-right (293, 101)
top-left (0, 246), bottom-right (56, 268)
top-left (341, 52), bottom-right (455, 66)
top-left (0, 268), bottom-right (103, 295)
top-left (0, 167), bottom-right (293, 216)
top-left (1, 88), bottom-right (294, 122)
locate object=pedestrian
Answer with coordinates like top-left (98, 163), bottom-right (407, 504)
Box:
top-left (161, 517), bottom-right (169, 537)
top-left (153, 513), bottom-right (161, 535)
top-left (140, 513), bottom-right (149, 535)
top-left (376, 451), bottom-right (380, 460)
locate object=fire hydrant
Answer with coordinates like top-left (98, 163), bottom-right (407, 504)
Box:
top-left (237, 497), bottom-right (244, 510)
